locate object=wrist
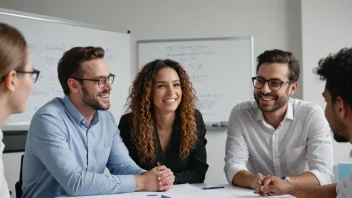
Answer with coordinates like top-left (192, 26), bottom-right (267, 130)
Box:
top-left (287, 183), bottom-right (296, 195)
top-left (135, 174), bottom-right (146, 191)
top-left (250, 174), bottom-right (259, 189)
top-left (281, 176), bottom-right (292, 183)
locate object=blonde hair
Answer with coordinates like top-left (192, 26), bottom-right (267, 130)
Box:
top-left (0, 23), bottom-right (27, 82)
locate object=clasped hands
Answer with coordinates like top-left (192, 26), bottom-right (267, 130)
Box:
top-left (252, 173), bottom-right (293, 196)
top-left (140, 163), bottom-right (175, 192)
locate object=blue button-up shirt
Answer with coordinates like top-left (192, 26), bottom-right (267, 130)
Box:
top-left (22, 96), bottom-right (145, 197)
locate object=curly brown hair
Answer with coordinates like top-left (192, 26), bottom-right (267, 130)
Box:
top-left (126, 59), bottom-right (198, 164)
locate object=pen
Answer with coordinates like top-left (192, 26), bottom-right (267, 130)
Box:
top-left (201, 186), bottom-right (224, 190)
top-left (258, 181), bottom-right (275, 196)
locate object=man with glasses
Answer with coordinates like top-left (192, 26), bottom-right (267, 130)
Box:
top-left (260, 47), bottom-right (352, 198)
top-left (22, 47), bottom-right (174, 197)
top-left (224, 49), bottom-right (333, 194)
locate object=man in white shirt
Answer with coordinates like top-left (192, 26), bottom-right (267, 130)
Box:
top-left (224, 49), bottom-right (334, 193)
top-left (260, 48), bottom-right (352, 197)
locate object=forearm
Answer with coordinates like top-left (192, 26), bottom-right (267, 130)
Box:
top-left (289, 184), bottom-right (337, 198)
top-left (290, 172), bottom-right (320, 186)
top-left (64, 172), bottom-right (136, 196)
top-left (232, 170), bottom-right (256, 189)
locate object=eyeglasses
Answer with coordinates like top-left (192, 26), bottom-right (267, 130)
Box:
top-left (16, 69), bottom-right (41, 83)
top-left (252, 76), bottom-right (294, 91)
top-left (71, 73), bottom-right (115, 89)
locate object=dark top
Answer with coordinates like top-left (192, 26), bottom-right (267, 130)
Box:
top-left (118, 110), bottom-right (209, 184)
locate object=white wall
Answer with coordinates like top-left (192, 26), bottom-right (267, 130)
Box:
top-left (301, 0), bottom-right (352, 164)
top-left (0, 0), bottom-right (302, 196)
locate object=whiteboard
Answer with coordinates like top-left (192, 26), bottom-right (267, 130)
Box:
top-left (137, 37), bottom-right (254, 125)
top-left (0, 8), bottom-right (131, 128)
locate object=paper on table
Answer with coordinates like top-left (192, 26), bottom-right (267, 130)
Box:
top-left (194, 185), bottom-right (294, 198)
top-left (56, 184), bottom-right (295, 198)
top-left (57, 184), bottom-right (202, 198)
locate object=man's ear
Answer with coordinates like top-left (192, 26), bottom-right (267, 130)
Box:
top-left (289, 81), bottom-right (298, 96)
top-left (335, 96), bottom-right (347, 118)
top-left (2, 71), bottom-right (17, 92)
top-left (67, 78), bottom-right (80, 94)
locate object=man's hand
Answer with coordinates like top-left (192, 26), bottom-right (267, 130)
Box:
top-left (251, 173), bottom-right (264, 193)
top-left (260, 175), bottom-right (294, 196)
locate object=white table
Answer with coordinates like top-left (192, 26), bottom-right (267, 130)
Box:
top-left (59, 184), bottom-right (295, 198)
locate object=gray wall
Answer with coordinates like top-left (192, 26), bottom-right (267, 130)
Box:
top-left (301, 0), bottom-right (352, 164)
top-left (0, 0), bottom-right (302, 197)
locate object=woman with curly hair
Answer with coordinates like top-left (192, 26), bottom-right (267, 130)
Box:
top-left (118, 59), bottom-right (208, 184)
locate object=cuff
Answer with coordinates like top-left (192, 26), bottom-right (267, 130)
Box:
top-left (224, 163), bottom-right (248, 184)
top-left (309, 169), bottom-right (334, 185)
top-left (114, 175), bottom-right (137, 193)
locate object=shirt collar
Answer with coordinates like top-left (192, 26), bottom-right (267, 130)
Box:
top-left (63, 96), bottom-right (86, 124)
top-left (62, 96), bottom-right (100, 126)
top-left (256, 98), bottom-right (294, 121)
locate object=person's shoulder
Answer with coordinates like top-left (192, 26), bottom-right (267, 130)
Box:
top-left (291, 98), bottom-right (323, 114)
top-left (33, 97), bottom-right (65, 117)
top-left (230, 100), bottom-right (257, 115)
top-left (194, 109), bottom-right (203, 119)
top-left (118, 112), bottom-right (133, 136)
top-left (98, 109), bottom-right (116, 121)
top-left (120, 112), bottom-right (133, 122)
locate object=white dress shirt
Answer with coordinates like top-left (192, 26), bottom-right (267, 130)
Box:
top-left (224, 98), bottom-right (334, 185)
top-left (0, 129), bottom-right (10, 198)
top-left (336, 150), bottom-right (352, 198)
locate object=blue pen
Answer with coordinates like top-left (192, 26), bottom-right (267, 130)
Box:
top-left (202, 186), bottom-right (225, 190)
top-left (146, 194), bottom-right (158, 196)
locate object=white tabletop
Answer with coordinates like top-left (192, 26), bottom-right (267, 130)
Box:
top-left (58, 184), bottom-right (295, 198)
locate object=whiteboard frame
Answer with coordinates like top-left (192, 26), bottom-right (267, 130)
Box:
top-left (0, 8), bottom-right (129, 33)
top-left (0, 8), bottom-right (131, 131)
top-left (136, 37), bottom-right (254, 127)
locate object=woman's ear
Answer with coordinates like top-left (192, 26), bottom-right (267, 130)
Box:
top-left (2, 71), bottom-right (17, 92)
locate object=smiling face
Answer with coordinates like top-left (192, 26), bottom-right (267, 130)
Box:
top-left (152, 67), bottom-right (182, 115)
top-left (254, 62), bottom-right (297, 113)
top-left (78, 58), bottom-right (112, 110)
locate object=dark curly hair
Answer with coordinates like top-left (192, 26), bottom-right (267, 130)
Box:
top-left (256, 49), bottom-right (300, 81)
top-left (126, 59), bottom-right (198, 164)
top-left (314, 47), bottom-right (352, 107)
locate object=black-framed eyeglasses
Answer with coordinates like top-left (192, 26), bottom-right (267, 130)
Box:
top-left (252, 76), bottom-right (294, 91)
top-left (16, 69), bottom-right (41, 83)
top-left (71, 73), bottom-right (115, 89)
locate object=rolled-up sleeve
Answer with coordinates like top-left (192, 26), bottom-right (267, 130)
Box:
top-left (306, 106), bottom-right (334, 185)
top-left (224, 105), bottom-right (249, 184)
